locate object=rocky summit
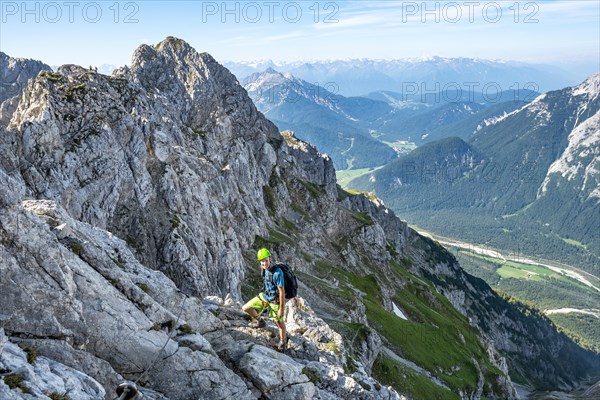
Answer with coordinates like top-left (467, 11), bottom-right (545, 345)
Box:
top-left (0, 37), bottom-right (598, 399)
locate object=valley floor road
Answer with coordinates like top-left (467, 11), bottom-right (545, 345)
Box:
top-left (416, 228), bottom-right (600, 294)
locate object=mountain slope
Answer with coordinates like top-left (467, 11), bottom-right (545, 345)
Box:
top-left (378, 102), bottom-right (487, 143)
top-left (425, 100), bottom-right (531, 142)
top-left (0, 38), bottom-right (598, 399)
top-left (371, 89), bottom-right (538, 143)
top-left (351, 137), bottom-right (487, 208)
top-left (525, 74), bottom-right (600, 245)
top-left (469, 73), bottom-right (600, 241)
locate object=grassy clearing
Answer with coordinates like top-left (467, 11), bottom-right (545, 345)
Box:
top-left (559, 236), bottom-right (587, 250)
top-left (336, 166), bottom-right (383, 188)
top-left (454, 248), bottom-right (600, 353)
top-left (381, 140), bottom-right (418, 152)
top-left (501, 202), bottom-right (534, 219)
top-left (373, 354), bottom-right (461, 400)
top-left (456, 249), bottom-right (584, 287)
top-left (497, 266), bottom-right (530, 279)
top-left (503, 261), bottom-right (554, 276)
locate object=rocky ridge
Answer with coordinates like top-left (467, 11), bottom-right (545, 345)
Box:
top-left (0, 52), bottom-right (51, 125)
top-left (0, 37), bottom-right (597, 399)
top-left (0, 37), bottom-right (403, 399)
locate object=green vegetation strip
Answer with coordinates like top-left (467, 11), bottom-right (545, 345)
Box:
top-left (497, 266), bottom-right (529, 279)
top-left (310, 258), bottom-right (504, 395)
top-left (373, 354), bottom-right (460, 400)
top-left (336, 167), bottom-right (383, 188)
top-left (548, 313), bottom-right (600, 353)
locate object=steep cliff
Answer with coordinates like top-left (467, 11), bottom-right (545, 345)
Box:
top-left (1, 37), bottom-right (597, 399)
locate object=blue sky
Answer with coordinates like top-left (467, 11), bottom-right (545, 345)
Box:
top-left (1, 0), bottom-right (598, 75)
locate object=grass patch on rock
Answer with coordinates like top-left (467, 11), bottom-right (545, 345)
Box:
top-left (373, 354), bottom-right (460, 400)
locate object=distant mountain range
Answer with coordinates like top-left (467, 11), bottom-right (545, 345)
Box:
top-left (244, 67), bottom-right (540, 169)
top-left (243, 68), bottom-right (397, 170)
top-left (227, 57), bottom-right (575, 96)
top-left (350, 73), bottom-right (600, 272)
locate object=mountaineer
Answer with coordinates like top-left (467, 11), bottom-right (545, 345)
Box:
top-left (242, 248), bottom-right (297, 352)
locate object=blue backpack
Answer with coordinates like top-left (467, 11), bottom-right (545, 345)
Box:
top-left (263, 263), bottom-right (298, 300)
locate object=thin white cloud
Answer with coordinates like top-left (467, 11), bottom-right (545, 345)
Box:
top-left (258, 31), bottom-right (308, 43)
top-left (320, 0), bottom-right (599, 30)
top-left (314, 13), bottom-right (394, 29)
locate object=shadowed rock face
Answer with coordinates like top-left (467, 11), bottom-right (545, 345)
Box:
top-left (0, 52), bottom-right (52, 125)
top-left (0, 52), bottom-right (52, 104)
top-left (0, 37), bottom-right (596, 399)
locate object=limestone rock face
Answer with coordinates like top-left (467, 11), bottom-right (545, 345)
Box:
top-left (0, 38), bottom-right (403, 399)
top-left (0, 199), bottom-right (252, 400)
top-left (0, 329), bottom-right (105, 400)
top-left (6, 38), bottom-right (279, 300)
top-left (0, 52), bottom-right (51, 103)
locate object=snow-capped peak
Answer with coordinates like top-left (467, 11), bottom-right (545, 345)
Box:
top-left (572, 72), bottom-right (600, 98)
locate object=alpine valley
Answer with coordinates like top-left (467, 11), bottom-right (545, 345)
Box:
top-left (0, 38), bottom-right (599, 400)
top-left (349, 73), bottom-right (600, 356)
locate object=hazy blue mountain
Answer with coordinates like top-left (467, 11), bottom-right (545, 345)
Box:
top-left (426, 100), bottom-right (531, 143)
top-left (244, 68), bottom-right (397, 169)
top-left (369, 89), bottom-right (538, 143)
top-left (366, 88), bottom-right (539, 107)
top-left (243, 68), bottom-right (543, 168)
top-left (227, 57), bottom-right (574, 96)
top-left (378, 102), bottom-right (488, 143)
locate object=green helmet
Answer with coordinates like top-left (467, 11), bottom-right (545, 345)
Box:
top-left (257, 248), bottom-right (271, 261)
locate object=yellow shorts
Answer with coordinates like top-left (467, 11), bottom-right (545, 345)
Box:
top-left (248, 293), bottom-right (283, 322)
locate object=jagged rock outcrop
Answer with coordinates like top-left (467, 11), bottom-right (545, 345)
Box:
top-left (0, 38), bottom-right (403, 399)
top-left (1, 37), bottom-right (596, 399)
top-left (0, 52), bottom-right (51, 103)
top-left (0, 328), bottom-right (105, 400)
top-left (1, 197), bottom-right (252, 399)
top-left (7, 40), bottom-right (276, 299)
top-left (0, 52), bottom-right (51, 124)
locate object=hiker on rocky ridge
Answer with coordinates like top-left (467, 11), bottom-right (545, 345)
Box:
top-left (242, 248), bottom-right (287, 351)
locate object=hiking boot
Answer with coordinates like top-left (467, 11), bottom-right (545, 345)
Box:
top-left (249, 318), bottom-right (265, 329)
top-left (277, 340), bottom-right (286, 352)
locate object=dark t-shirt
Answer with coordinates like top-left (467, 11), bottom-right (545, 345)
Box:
top-left (263, 265), bottom-right (285, 301)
